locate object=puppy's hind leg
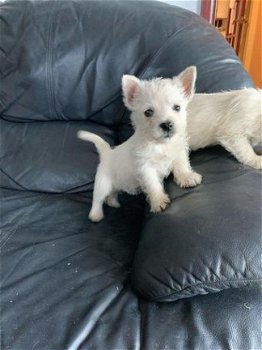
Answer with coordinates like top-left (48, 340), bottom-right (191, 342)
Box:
top-left (89, 169), bottom-right (113, 222)
top-left (106, 192), bottom-right (120, 208)
top-left (220, 136), bottom-right (262, 169)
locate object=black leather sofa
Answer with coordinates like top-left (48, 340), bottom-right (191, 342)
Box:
top-left (1, 1), bottom-right (261, 349)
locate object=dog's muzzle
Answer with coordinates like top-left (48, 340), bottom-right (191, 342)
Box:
top-left (160, 121), bottom-right (175, 138)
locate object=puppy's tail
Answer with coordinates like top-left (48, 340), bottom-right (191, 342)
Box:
top-left (77, 130), bottom-right (111, 156)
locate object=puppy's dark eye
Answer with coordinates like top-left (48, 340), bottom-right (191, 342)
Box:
top-left (173, 105), bottom-right (180, 112)
top-left (144, 108), bottom-right (154, 117)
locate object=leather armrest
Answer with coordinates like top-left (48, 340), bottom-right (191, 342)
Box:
top-left (131, 148), bottom-right (262, 301)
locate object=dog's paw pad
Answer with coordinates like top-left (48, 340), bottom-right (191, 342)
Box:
top-left (177, 172), bottom-right (202, 188)
top-left (150, 193), bottom-right (170, 213)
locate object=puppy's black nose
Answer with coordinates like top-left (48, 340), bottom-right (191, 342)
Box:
top-left (160, 121), bottom-right (174, 132)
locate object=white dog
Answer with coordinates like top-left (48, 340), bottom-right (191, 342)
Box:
top-left (187, 88), bottom-right (262, 169)
top-left (78, 66), bottom-right (202, 222)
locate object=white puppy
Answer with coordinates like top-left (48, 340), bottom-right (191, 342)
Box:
top-left (187, 88), bottom-right (262, 169)
top-left (78, 66), bottom-right (202, 222)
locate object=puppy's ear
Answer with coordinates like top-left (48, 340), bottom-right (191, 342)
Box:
top-left (122, 75), bottom-right (140, 110)
top-left (176, 66), bottom-right (197, 101)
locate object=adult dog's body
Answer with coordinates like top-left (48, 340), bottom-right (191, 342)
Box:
top-left (187, 88), bottom-right (262, 169)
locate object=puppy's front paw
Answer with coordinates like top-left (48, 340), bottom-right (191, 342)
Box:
top-left (176, 171), bottom-right (202, 188)
top-left (89, 210), bottom-right (104, 222)
top-left (248, 156), bottom-right (262, 170)
top-left (150, 193), bottom-right (171, 213)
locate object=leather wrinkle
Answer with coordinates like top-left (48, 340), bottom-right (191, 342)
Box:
top-left (0, 168), bottom-right (29, 191)
top-left (2, 264), bottom-right (124, 300)
top-left (0, 86), bottom-right (29, 114)
top-left (44, 3), bottom-right (126, 122)
top-left (0, 12), bottom-right (9, 28)
top-left (151, 277), bottom-right (262, 302)
top-left (77, 283), bottom-right (128, 346)
top-left (68, 282), bottom-right (128, 350)
top-left (140, 24), bottom-right (195, 79)
top-left (1, 246), bottom-right (32, 285)
top-left (138, 300), bottom-right (147, 350)
top-left (63, 182), bottom-right (94, 194)
top-left (0, 165), bottom-right (95, 195)
top-left (148, 269), bottom-right (177, 291)
top-left (0, 228), bottom-right (17, 249)
top-left (46, 1), bottom-right (59, 119)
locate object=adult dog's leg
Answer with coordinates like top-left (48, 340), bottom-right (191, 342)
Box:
top-left (221, 136), bottom-right (262, 169)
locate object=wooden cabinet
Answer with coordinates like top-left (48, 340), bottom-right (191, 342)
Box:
top-left (209, 0), bottom-right (261, 87)
top-left (216, 0), bottom-right (230, 18)
top-left (240, 0), bottom-right (261, 87)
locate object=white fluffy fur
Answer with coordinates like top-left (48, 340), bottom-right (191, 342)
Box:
top-left (187, 88), bottom-right (262, 169)
top-left (78, 66), bottom-right (202, 222)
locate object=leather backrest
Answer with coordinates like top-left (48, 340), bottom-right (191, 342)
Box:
top-left (1, 0), bottom-right (253, 125)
